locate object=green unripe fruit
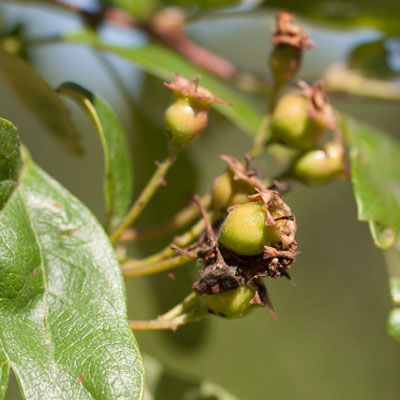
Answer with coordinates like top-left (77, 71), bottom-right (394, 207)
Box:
top-left (269, 45), bottom-right (302, 87)
top-left (292, 142), bottom-right (345, 185)
top-left (211, 173), bottom-right (232, 212)
top-left (165, 96), bottom-right (208, 150)
top-left (219, 202), bottom-right (280, 256)
top-left (211, 171), bottom-right (255, 212)
top-left (270, 94), bottom-right (324, 149)
top-left (205, 285), bottom-right (257, 319)
top-left (165, 74), bottom-right (228, 150)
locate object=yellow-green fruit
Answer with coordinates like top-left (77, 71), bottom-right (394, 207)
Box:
top-left (219, 202), bottom-right (280, 256)
top-left (292, 142), bottom-right (345, 185)
top-left (165, 96), bottom-right (208, 149)
top-left (211, 173), bottom-right (233, 212)
top-left (211, 172), bottom-right (255, 212)
top-left (205, 285), bottom-right (257, 319)
top-left (270, 94), bottom-right (324, 149)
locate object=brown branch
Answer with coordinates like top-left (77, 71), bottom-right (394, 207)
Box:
top-left (153, 30), bottom-right (236, 80)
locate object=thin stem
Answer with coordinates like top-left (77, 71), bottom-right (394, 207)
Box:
top-left (186, 9), bottom-right (270, 23)
top-left (121, 254), bottom-right (193, 278)
top-left (129, 293), bottom-right (208, 331)
top-left (129, 310), bottom-right (206, 331)
top-left (324, 63), bottom-right (400, 102)
top-left (162, 292), bottom-right (199, 320)
top-left (250, 84), bottom-right (281, 156)
top-left (118, 193), bottom-right (211, 242)
top-left (250, 110), bottom-right (271, 157)
top-left (110, 148), bottom-right (180, 243)
top-left (120, 217), bottom-right (207, 278)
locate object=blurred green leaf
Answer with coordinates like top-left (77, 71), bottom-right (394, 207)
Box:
top-left (144, 354), bottom-right (240, 400)
top-left (0, 49), bottom-right (83, 154)
top-left (0, 350), bottom-right (9, 400)
top-left (323, 63), bottom-right (400, 101)
top-left (163, 0), bottom-right (239, 8)
top-left (57, 81), bottom-right (133, 231)
top-left (342, 116), bottom-right (400, 249)
top-left (0, 118), bottom-right (144, 399)
top-left (261, 0), bottom-right (400, 34)
top-left (348, 39), bottom-right (395, 79)
top-left (110, 0), bottom-right (159, 21)
top-left (65, 31), bottom-right (262, 137)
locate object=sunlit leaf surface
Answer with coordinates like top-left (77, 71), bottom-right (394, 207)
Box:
top-left (58, 82), bottom-right (133, 231)
top-left (0, 118), bottom-right (144, 399)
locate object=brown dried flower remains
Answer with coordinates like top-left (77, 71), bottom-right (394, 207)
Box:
top-left (164, 73), bottom-right (229, 108)
top-left (298, 80), bottom-right (337, 132)
top-left (272, 11), bottom-right (313, 50)
top-left (172, 157), bottom-right (299, 317)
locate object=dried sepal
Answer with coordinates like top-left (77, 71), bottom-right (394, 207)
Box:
top-left (249, 189), bottom-right (297, 249)
top-left (269, 12), bottom-right (313, 87)
top-left (173, 164), bottom-right (299, 318)
top-left (164, 74), bottom-right (230, 149)
top-left (298, 80), bottom-right (337, 132)
top-left (164, 73), bottom-right (229, 109)
top-left (272, 11), bottom-right (313, 50)
top-left (220, 154), bottom-right (267, 191)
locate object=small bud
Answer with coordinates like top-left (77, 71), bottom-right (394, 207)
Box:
top-left (205, 285), bottom-right (259, 319)
top-left (269, 12), bottom-right (313, 87)
top-left (211, 173), bottom-right (233, 212)
top-left (211, 171), bottom-right (257, 212)
top-left (164, 73), bottom-right (229, 150)
top-left (211, 155), bottom-right (266, 213)
top-left (270, 81), bottom-right (336, 149)
top-left (291, 141), bottom-right (347, 185)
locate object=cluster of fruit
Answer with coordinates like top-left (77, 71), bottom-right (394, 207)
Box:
top-left (161, 12), bottom-right (347, 320)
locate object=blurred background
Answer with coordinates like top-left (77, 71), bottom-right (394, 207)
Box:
top-left (0, 0), bottom-right (400, 399)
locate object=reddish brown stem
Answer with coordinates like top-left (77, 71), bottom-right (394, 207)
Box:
top-left (170, 245), bottom-right (198, 259)
top-left (151, 29), bottom-right (236, 80)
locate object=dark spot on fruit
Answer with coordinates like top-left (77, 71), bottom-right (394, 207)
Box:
top-left (76, 375), bottom-right (84, 383)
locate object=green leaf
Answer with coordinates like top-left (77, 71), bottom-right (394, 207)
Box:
top-left (0, 118), bottom-right (21, 210)
top-left (65, 31), bottom-right (262, 137)
top-left (348, 39), bottom-right (395, 80)
top-left (163, 0), bottom-right (239, 8)
top-left (0, 118), bottom-right (144, 399)
top-left (144, 354), bottom-right (239, 400)
top-left (0, 49), bottom-right (83, 154)
top-left (57, 82), bottom-right (133, 231)
top-left (261, 0), bottom-right (400, 35)
top-left (111, 0), bottom-right (159, 21)
top-left (0, 350), bottom-right (9, 400)
top-left (342, 116), bottom-right (400, 249)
